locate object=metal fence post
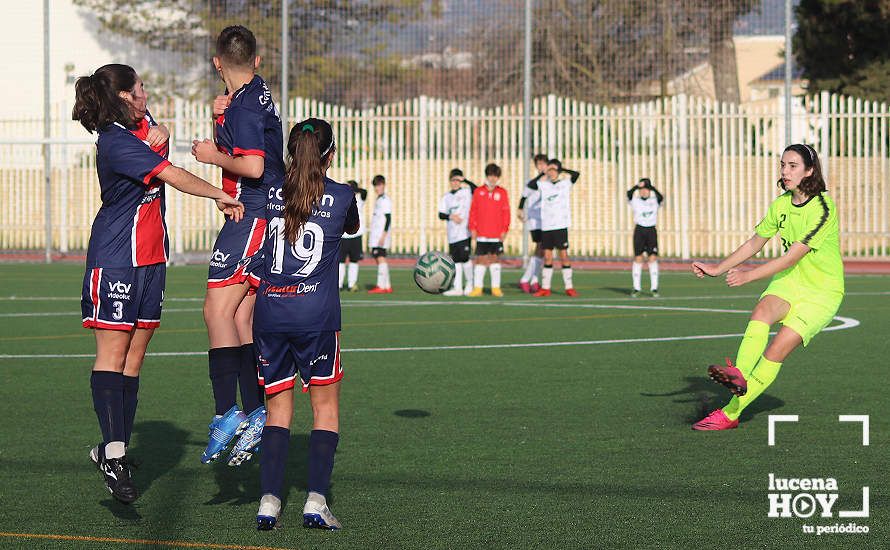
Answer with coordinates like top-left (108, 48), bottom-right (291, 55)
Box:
top-left (418, 95), bottom-right (428, 254)
top-left (677, 94), bottom-right (690, 260)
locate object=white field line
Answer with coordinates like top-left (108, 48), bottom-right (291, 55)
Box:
top-left (0, 307), bottom-right (859, 360)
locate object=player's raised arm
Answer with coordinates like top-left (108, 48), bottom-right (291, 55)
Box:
top-left (563, 168), bottom-right (581, 183)
top-left (192, 137), bottom-right (265, 179)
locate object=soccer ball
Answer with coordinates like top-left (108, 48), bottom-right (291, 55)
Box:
top-left (413, 251), bottom-right (456, 294)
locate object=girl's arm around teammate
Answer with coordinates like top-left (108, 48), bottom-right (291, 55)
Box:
top-left (158, 165), bottom-right (245, 221)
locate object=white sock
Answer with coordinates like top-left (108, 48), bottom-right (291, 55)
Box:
top-left (474, 264), bottom-right (486, 288)
top-left (382, 263), bottom-right (391, 289)
top-left (463, 262), bottom-right (474, 289)
top-left (520, 257), bottom-right (535, 283)
top-left (338, 263), bottom-right (346, 288)
top-left (632, 262), bottom-right (642, 291)
top-left (490, 263), bottom-right (502, 288)
top-left (105, 441), bottom-right (126, 460)
top-left (542, 266), bottom-right (554, 290)
top-left (532, 256), bottom-right (543, 284)
top-left (377, 263), bottom-right (386, 288)
top-left (347, 263), bottom-right (359, 287)
top-left (649, 260), bottom-right (659, 291)
top-left (453, 262), bottom-right (464, 290)
top-left (562, 267), bottom-right (573, 290)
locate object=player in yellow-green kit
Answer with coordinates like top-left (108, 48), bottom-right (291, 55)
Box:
top-left (690, 144), bottom-right (843, 430)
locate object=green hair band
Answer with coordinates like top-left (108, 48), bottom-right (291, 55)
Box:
top-left (301, 123), bottom-right (315, 133)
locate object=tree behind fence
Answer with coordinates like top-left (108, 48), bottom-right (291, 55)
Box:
top-left (1, 92), bottom-right (888, 260)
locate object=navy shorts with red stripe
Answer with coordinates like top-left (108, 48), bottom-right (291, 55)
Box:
top-left (254, 330), bottom-right (343, 395)
top-left (207, 215), bottom-right (267, 288)
top-left (81, 263), bottom-right (166, 331)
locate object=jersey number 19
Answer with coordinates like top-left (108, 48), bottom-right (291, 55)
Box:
top-left (268, 217), bottom-right (324, 277)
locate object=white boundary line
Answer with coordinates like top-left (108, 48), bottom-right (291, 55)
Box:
top-left (0, 309), bottom-right (860, 359)
top-left (0, 290), bottom-right (888, 304)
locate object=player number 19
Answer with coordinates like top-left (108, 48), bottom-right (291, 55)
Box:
top-left (268, 217), bottom-right (324, 277)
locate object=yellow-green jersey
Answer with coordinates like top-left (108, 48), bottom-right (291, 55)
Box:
top-left (755, 191), bottom-right (844, 296)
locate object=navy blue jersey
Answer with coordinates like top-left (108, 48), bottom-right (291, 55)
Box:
top-left (214, 75), bottom-right (285, 217)
top-left (86, 118), bottom-right (171, 268)
top-left (254, 178), bottom-right (360, 333)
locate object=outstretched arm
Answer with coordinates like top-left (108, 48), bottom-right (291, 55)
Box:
top-left (157, 165), bottom-right (244, 222)
top-left (725, 242), bottom-right (810, 287)
top-left (692, 234), bottom-right (769, 278)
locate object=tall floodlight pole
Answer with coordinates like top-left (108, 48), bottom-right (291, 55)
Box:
top-left (281, 0), bottom-right (289, 153)
top-left (784, 0), bottom-right (792, 145)
top-left (44, 0), bottom-right (52, 263)
top-left (522, 0), bottom-right (532, 263)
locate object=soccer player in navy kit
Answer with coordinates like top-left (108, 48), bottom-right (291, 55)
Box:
top-left (192, 26), bottom-right (285, 465)
top-left (73, 64), bottom-right (243, 503)
top-left (252, 118), bottom-right (358, 531)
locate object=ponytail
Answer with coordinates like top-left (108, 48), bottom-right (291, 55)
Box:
top-left (282, 119), bottom-right (335, 243)
top-left (72, 64), bottom-right (137, 133)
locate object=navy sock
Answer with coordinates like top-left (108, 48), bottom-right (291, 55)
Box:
top-left (260, 426), bottom-right (290, 498)
top-left (307, 429), bottom-right (339, 497)
top-left (209, 347), bottom-right (241, 415)
top-left (122, 375), bottom-right (139, 446)
top-left (90, 371), bottom-right (125, 445)
top-left (238, 343), bottom-right (264, 413)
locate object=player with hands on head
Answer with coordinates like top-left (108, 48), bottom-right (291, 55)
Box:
top-left (532, 159), bottom-right (580, 297)
top-left (627, 177), bottom-right (663, 297)
top-left (691, 144), bottom-right (844, 430)
top-left (518, 153), bottom-right (549, 293)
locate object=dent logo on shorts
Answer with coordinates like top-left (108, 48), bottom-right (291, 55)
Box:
top-left (210, 249), bottom-right (231, 268)
top-left (107, 281), bottom-right (132, 300)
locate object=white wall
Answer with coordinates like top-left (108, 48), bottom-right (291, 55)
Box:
top-left (0, 0), bottom-right (200, 123)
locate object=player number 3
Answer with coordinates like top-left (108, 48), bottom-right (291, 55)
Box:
top-left (268, 217), bottom-right (324, 277)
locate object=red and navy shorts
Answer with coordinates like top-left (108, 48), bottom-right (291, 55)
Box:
top-left (207, 215), bottom-right (266, 289)
top-left (254, 331), bottom-right (343, 395)
top-left (81, 263), bottom-right (166, 331)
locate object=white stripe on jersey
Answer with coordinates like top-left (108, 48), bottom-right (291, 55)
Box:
top-left (241, 217), bottom-right (260, 259)
top-left (629, 196), bottom-right (660, 227)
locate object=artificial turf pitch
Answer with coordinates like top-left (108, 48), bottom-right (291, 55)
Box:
top-left (0, 263), bottom-right (887, 549)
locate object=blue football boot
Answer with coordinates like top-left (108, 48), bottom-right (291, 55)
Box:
top-left (201, 405), bottom-right (247, 464)
top-left (227, 405), bottom-right (266, 466)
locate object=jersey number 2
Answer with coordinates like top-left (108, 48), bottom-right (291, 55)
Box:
top-left (268, 217), bottom-right (324, 277)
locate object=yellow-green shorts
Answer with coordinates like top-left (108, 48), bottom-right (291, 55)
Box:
top-left (761, 277), bottom-right (843, 347)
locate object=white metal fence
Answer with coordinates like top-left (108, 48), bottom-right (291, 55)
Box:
top-left (1, 92), bottom-right (888, 259)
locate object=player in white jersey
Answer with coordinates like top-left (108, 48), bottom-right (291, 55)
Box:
top-left (627, 178), bottom-right (664, 297)
top-left (368, 175), bottom-right (393, 293)
top-left (532, 159), bottom-right (580, 297)
top-left (339, 180), bottom-right (367, 292)
top-left (517, 153), bottom-right (549, 293)
top-left (438, 168), bottom-right (476, 296)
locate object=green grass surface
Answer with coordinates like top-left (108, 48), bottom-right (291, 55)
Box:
top-left (0, 263), bottom-right (887, 549)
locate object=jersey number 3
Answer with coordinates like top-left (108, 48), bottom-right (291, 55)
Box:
top-left (268, 217), bottom-right (324, 277)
